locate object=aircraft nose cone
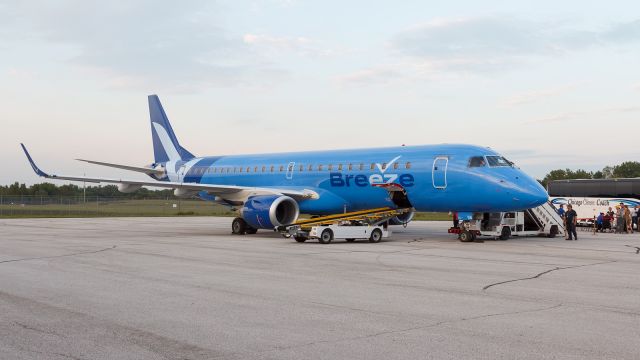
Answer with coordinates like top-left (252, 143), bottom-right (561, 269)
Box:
top-left (517, 180), bottom-right (548, 208)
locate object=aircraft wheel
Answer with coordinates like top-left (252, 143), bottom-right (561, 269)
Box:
top-left (294, 236), bottom-right (307, 243)
top-left (245, 227), bottom-right (258, 234)
top-left (499, 227), bottom-right (511, 240)
top-left (318, 229), bottom-right (333, 244)
top-left (369, 228), bottom-right (383, 243)
top-left (459, 230), bottom-right (473, 242)
top-left (232, 217), bottom-right (247, 235)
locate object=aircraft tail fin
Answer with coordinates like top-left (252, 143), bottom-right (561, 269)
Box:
top-left (148, 94), bottom-right (195, 164)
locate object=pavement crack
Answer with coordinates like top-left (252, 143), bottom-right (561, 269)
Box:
top-left (0, 246), bottom-right (116, 265)
top-left (483, 260), bottom-right (615, 291)
top-left (245, 303), bottom-right (563, 357)
top-left (13, 321), bottom-right (62, 337)
top-left (625, 245), bottom-right (640, 254)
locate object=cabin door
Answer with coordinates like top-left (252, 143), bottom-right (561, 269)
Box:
top-left (432, 156), bottom-right (448, 189)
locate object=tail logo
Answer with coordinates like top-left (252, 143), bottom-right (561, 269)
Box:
top-left (152, 123), bottom-right (181, 161)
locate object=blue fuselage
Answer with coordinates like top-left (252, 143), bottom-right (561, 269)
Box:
top-left (166, 144), bottom-right (548, 214)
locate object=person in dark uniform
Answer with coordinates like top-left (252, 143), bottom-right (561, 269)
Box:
top-left (565, 204), bottom-right (578, 240)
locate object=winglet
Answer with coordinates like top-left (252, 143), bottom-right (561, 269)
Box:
top-left (20, 143), bottom-right (51, 178)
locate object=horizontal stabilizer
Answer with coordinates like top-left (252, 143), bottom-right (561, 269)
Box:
top-left (76, 159), bottom-right (164, 175)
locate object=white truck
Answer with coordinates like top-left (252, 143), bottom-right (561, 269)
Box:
top-left (278, 207), bottom-right (409, 244)
top-left (308, 223), bottom-right (389, 244)
top-left (449, 202), bottom-right (565, 242)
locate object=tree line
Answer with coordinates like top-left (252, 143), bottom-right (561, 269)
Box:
top-left (540, 161), bottom-right (640, 187)
top-left (0, 182), bottom-right (175, 198)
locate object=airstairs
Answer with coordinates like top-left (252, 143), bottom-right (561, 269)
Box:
top-left (527, 201), bottom-right (566, 236)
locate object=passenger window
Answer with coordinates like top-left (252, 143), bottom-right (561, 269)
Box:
top-left (299, 164), bottom-right (304, 172)
top-left (370, 163), bottom-right (375, 170)
top-left (359, 163), bottom-right (364, 171)
top-left (279, 165), bottom-right (284, 172)
top-left (254, 166), bottom-right (258, 173)
top-left (468, 156), bottom-right (486, 167)
top-left (318, 164), bottom-right (323, 171)
top-left (348, 163), bottom-right (353, 171)
top-left (239, 167), bottom-right (243, 173)
top-left (270, 165), bottom-right (274, 172)
top-left (393, 163), bottom-right (399, 170)
top-left (308, 164), bottom-right (313, 171)
top-left (262, 166), bottom-right (266, 172)
top-left (405, 162), bottom-right (411, 169)
top-left (338, 164), bottom-right (343, 171)
top-left (381, 163), bottom-right (387, 170)
top-left (226, 168), bottom-right (230, 173)
top-left (328, 164), bottom-right (333, 171)
top-left (246, 167), bottom-right (251, 173)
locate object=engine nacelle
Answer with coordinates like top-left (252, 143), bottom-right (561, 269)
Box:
top-left (241, 195), bottom-right (299, 229)
top-left (118, 183), bottom-right (142, 193)
top-left (174, 188), bottom-right (196, 198)
top-left (388, 210), bottom-right (415, 225)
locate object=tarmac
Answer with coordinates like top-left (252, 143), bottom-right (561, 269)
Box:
top-left (0, 217), bottom-right (639, 360)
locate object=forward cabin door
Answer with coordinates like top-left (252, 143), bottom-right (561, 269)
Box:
top-left (432, 156), bottom-right (448, 189)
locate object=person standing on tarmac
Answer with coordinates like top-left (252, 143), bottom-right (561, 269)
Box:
top-left (557, 204), bottom-right (565, 218)
top-left (565, 204), bottom-right (578, 240)
top-left (624, 205), bottom-right (632, 234)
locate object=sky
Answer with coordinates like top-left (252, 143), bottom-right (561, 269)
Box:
top-left (1, 0), bottom-right (639, 185)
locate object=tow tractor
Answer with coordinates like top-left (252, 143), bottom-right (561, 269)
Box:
top-left (277, 207), bottom-right (413, 244)
top-left (448, 201), bottom-right (565, 242)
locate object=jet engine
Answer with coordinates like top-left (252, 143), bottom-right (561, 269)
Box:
top-left (388, 210), bottom-right (415, 225)
top-left (117, 183), bottom-right (142, 193)
top-left (241, 195), bottom-right (300, 229)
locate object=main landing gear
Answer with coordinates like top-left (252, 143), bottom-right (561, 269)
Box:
top-left (232, 217), bottom-right (258, 235)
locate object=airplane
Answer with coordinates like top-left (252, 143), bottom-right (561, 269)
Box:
top-left (21, 95), bottom-right (548, 236)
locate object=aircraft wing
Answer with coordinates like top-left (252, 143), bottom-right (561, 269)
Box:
top-left (21, 144), bottom-right (318, 200)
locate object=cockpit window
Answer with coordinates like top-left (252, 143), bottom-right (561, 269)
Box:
top-left (486, 156), bottom-right (513, 167)
top-left (468, 156), bottom-right (486, 167)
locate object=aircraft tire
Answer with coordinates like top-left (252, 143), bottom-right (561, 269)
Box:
top-left (369, 229), bottom-right (383, 243)
top-left (294, 236), bottom-right (307, 243)
top-left (246, 227), bottom-right (258, 234)
top-left (499, 227), bottom-right (511, 240)
top-left (318, 229), bottom-right (333, 244)
top-left (232, 217), bottom-right (247, 235)
top-left (459, 231), bottom-right (473, 242)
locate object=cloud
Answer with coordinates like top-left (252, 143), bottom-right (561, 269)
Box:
top-left (0, 1), bottom-right (283, 92)
top-left (243, 33), bottom-right (333, 57)
top-left (392, 16), bottom-right (640, 60)
top-left (502, 84), bottom-right (580, 106)
top-left (525, 105), bottom-right (640, 124)
top-left (340, 16), bottom-right (640, 85)
top-left (337, 66), bottom-right (405, 86)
